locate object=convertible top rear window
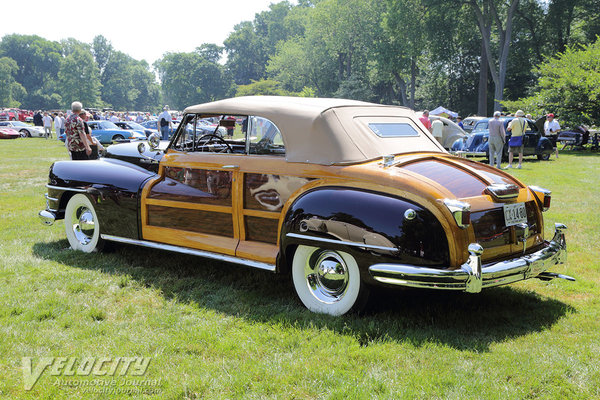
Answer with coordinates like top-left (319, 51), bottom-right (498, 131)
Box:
top-left (368, 123), bottom-right (419, 138)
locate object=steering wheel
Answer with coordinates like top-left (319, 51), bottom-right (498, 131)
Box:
top-left (196, 134), bottom-right (233, 153)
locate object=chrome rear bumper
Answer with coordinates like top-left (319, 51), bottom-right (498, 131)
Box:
top-left (369, 223), bottom-right (569, 293)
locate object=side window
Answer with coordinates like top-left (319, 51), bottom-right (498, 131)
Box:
top-left (526, 121), bottom-right (537, 133)
top-left (247, 116), bottom-right (285, 156)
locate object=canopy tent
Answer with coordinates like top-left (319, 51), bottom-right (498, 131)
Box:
top-left (430, 106), bottom-right (458, 118)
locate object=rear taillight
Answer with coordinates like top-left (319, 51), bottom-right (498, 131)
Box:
top-left (528, 186), bottom-right (551, 211)
top-left (461, 210), bottom-right (471, 226)
top-left (543, 193), bottom-right (551, 210)
top-left (444, 199), bottom-right (471, 229)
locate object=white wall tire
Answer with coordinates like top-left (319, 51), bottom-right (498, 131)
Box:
top-left (64, 194), bottom-right (102, 252)
top-left (292, 245), bottom-right (366, 316)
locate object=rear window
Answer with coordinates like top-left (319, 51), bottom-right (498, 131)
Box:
top-left (368, 123), bottom-right (419, 138)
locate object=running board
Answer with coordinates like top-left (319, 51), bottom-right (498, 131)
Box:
top-left (100, 234), bottom-right (276, 272)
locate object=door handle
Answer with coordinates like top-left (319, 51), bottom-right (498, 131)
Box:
top-left (222, 165), bottom-right (239, 169)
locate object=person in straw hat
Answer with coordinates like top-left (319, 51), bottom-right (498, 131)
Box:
top-left (505, 109), bottom-right (527, 169)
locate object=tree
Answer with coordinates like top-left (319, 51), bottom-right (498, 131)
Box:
top-left (225, 1), bottom-right (296, 85)
top-left (0, 34), bottom-right (62, 109)
top-left (57, 47), bottom-right (102, 108)
top-left (468, 0), bottom-right (520, 111)
top-left (0, 57), bottom-right (25, 107)
top-left (155, 49), bottom-right (233, 109)
top-left (381, 0), bottom-right (428, 108)
top-left (235, 79), bottom-right (290, 96)
top-left (502, 38), bottom-right (600, 126)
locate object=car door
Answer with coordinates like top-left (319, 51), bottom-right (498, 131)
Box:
top-left (140, 114), bottom-right (242, 256)
top-left (140, 114), bottom-right (312, 264)
top-left (522, 120), bottom-right (539, 155)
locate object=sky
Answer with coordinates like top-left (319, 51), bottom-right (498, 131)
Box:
top-left (0, 0), bottom-right (280, 65)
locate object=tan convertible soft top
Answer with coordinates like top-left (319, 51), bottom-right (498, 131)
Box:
top-left (184, 96), bottom-right (445, 165)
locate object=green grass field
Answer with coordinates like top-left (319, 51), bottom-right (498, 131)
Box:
top-left (1, 139), bottom-right (599, 399)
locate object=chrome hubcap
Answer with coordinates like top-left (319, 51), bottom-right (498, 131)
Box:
top-left (72, 206), bottom-right (95, 245)
top-left (305, 250), bottom-right (349, 303)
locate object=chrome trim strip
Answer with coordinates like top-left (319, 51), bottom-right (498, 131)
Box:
top-left (369, 223), bottom-right (568, 292)
top-left (449, 151), bottom-right (487, 157)
top-left (485, 183), bottom-right (520, 199)
top-left (45, 194), bottom-right (59, 202)
top-left (46, 184), bottom-right (87, 193)
top-left (286, 232), bottom-right (398, 252)
top-left (100, 234), bottom-right (277, 272)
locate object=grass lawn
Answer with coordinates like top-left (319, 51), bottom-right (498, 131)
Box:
top-left (0, 139), bottom-right (599, 399)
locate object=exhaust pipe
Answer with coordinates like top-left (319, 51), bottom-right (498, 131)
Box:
top-left (536, 272), bottom-right (576, 282)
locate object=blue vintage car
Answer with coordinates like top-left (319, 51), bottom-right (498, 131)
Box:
top-left (450, 117), bottom-right (554, 160)
top-left (59, 120), bottom-right (146, 144)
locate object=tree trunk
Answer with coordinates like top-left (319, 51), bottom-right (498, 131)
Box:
top-left (392, 72), bottom-right (408, 107)
top-left (409, 56), bottom-right (417, 109)
top-left (478, 34), bottom-right (488, 115)
top-left (470, 0), bottom-right (519, 112)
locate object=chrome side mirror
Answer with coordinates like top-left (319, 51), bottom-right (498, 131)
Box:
top-left (148, 132), bottom-right (160, 150)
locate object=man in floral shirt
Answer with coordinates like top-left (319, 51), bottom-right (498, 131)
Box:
top-left (65, 101), bottom-right (91, 160)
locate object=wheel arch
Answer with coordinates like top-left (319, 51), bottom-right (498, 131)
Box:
top-left (278, 185), bottom-right (451, 285)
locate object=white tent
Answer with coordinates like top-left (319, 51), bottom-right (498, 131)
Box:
top-left (430, 106), bottom-right (458, 118)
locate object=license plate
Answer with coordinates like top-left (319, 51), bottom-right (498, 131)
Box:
top-left (503, 203), bottom-right (527, 227)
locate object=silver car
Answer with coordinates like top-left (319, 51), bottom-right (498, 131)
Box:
top-left (0, 121), bottom-right (46, 137)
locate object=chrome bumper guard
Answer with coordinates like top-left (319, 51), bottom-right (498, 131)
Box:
top-left (369, 223), bottom-right (569, 293)
top-left (38, 210), bottom-right (56, 226)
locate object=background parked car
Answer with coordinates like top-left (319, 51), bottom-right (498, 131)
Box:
top-left (450, 117), bottom-right (554, 160)
top-left (461, 116), bottom-right (486, 134)
top-left (139, 119), bottom-right (175, 137)
top-left (114, 121), bottom-right (157, 138)
top-left (59, 120), bottom-right (146, 144)
top-left (428, 115), bottom-right (467, 149)
top-left (0, 121), bottom-right (45, 137)
top-left (415, 113), bottom-right (466, 149)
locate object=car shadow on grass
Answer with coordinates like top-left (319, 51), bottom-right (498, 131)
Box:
top-left (33, 240), bottom-right (575, 352)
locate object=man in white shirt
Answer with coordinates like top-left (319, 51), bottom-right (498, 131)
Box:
top-left (109, 112), bottom-right (120, 123)
top-left (431, 118), bottom-right (444, 144)
top-left (544, 113), bottom-right (560, 159)
top-left (157, 105), bottom-right (173, 140)
top-left (42, 112), bottom-right (53, 139)
top-left (53, 113), bottom-right (64, 141)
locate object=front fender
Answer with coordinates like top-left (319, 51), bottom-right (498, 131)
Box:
top-left (451, 138), bottom-right (466, 151)
top-left (48, 158), bottom-right (156, 239)
top-left (279, 187), bottom-right (450, 284)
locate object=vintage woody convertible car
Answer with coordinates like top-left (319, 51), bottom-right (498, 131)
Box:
top-left (39, 97), bottom-right (571, 315)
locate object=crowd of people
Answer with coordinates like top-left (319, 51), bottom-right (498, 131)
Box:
top-left (31, 102), bottom-right (564, 166)
top-left (418, 108), bottom-right (561, 170)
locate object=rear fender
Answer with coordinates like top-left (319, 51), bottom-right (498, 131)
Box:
top-left (279, 187), bottom-right (450, 284)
